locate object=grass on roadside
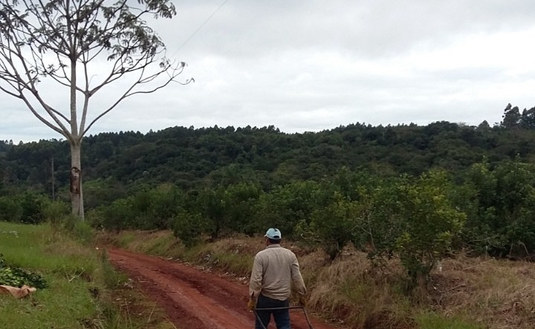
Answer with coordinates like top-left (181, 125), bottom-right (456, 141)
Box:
top-left (416, 311), bottom-right (485, 329)
top-left (0, 221), bottom-right (176, 329)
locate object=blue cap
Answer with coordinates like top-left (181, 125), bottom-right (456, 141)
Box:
top-left (265, 228), bottom-right (281, 240)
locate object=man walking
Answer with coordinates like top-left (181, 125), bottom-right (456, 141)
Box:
top-left (248, 228), bottom-right (307, 329)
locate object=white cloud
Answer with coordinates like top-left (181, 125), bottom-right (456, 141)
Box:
top-left (2, 0), bottom-right (535, 142)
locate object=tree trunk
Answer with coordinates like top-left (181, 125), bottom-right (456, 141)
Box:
top-left (69, 141), bottom-right (84, 220)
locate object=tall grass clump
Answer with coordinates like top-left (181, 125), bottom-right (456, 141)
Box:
top-left (301, 249), bottom-right (414, 329)
top-left (99, 248), bottom-right (128, 290)
top-left (191, 237), bottom-right (256, 276)
top-left (42, 200), bottom-right (70, 229)
top-left (43, 200), bottom-right (94, 247)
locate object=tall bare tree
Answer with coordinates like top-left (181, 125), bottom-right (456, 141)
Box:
top-left (0, 0), bottom-right (191, 219)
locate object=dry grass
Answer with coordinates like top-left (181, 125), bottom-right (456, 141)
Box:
top-left (428, 254), bottom-right (535, 329)
top-left (300, 247), bottom-right (415, 329)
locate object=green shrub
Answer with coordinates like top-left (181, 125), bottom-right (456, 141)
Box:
top-left (43, 200), bottom-right (70, 227)
top-left (0, 197), bottom-right (22, 222)
top-left (460, 159), bottom-right (535, 257)
top-left (299, 193), bottom-right (358, 260)
top-left (172, 210), bottom-right (212, 247)
top-left (19, 192), bottom-right (47, 224)
top-left (101, 198), bottom-right (134, 231)
top-left (395, 171), bottom-right (465, 288)
top-left (0, 192), bottom-right (49, 224)
top-left (0, 254), bottom-right (48, 289)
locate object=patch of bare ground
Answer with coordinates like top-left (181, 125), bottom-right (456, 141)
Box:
top-left (110, 279), bottom-right (177, 329)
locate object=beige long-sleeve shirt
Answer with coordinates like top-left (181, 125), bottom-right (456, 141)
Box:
top-left (249, 244), bottom-right (307, 301)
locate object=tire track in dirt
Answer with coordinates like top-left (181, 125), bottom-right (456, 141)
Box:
top-left (108, 248), bottom-right (345, 329)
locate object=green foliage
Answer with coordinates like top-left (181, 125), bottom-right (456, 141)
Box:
top-left (19, 192), bottom-right (47, 224)
top-left (42, 200), bottom-right (70, 227)
top-left (501, 103), bottom-right (521, 129)
top-left (130, 183), bottom-right (184, 229)
top-left (456, 161), bottom-right (501, 252)
top-left (353, 177), bottom-right (407, 262)
top-left (255, 180), bottom-right (328, 238)
top-left (0, 256), bottom-right (48, 289)
top-left (295, 169), bottom-right (467, 281)
top-left (172, 210), bottom-right (212, 247)
top-left (221, 182), bottom-right (262, 235)
top-left (6, 119), bottom-right (535, 194)
top-left (101, 198), bottom-right (134, 231)
top-left (303, 193), bottom-right (359, 260)
top-left (460, 159), bottom-right (535, 257)
top-left (4, 113), bottom-right (535, 207)
top-left (520, 107), bottom-right (535, 129)
top-left (394, 171), bottom-right (465, 286)
top-left (82, 178), bottom-right (128, 209)
top-left (0, 196), bottom-right (22, 222)
top-left (196, 186), bottom-right (226, 239)
top-left (493, 160), bottom-right (535, 255)
top-left (0, 192), bottom-right (48, 224)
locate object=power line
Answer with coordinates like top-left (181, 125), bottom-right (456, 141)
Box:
top-left (174, 0), bottom-right (229, 55)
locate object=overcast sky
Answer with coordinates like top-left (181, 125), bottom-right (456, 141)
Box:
top-left (2, 0), bottom-right (535, 143)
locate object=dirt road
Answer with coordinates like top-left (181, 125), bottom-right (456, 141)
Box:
top-left (108, 248), bottom-right (344, 329)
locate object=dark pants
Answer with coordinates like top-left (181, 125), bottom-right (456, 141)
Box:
top-left (255, 294), bottom-right (291, 329)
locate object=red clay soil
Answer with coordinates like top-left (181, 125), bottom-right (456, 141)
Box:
top-left (108, 248), bottom-right (346, 329)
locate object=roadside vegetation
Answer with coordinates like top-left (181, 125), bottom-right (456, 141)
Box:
top-left (98, 229), bottom-right (535, 329)
top-left (0, 221), bottom-right (176, 329)
top-left (3, 217), bottom-right (534, 329)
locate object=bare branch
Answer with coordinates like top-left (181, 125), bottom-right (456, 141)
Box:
top-left (20, 93), bottom-right (69, 137)
top-left (1, 0), bottom-right (183, 140)
top-left (83, 59), bottom-right (190, 135)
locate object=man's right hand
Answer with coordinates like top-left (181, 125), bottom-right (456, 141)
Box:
top-left (247, 298), bottom-right (256, 311)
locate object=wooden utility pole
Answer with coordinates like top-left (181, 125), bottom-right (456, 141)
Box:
top-left (51, 156), bottom-right (55, 201)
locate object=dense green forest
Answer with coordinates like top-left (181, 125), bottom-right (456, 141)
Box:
top-left (4, 110), bottom-right (535, 192)
top-left (1, 104), bottom-right (535, 284)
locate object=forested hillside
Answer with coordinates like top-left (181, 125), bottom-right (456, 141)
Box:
top-left (3, 113), bottom-right (535, 192)
top-left (1, 104), bottom-right (535, 283)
